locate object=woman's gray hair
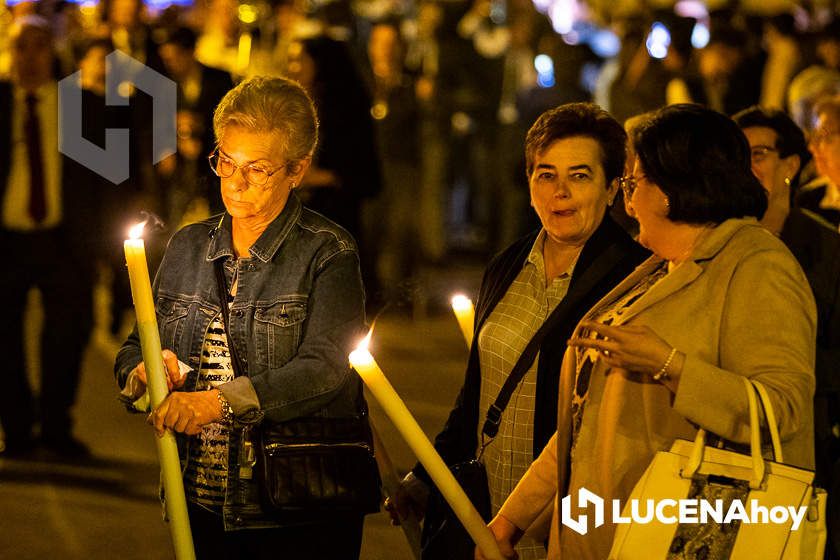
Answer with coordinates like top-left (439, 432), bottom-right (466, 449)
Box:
top-left (213, 76), bottom-right (319, 173)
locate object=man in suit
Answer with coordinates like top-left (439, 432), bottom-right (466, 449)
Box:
top-left (0, 16), bottom-right (105, 458)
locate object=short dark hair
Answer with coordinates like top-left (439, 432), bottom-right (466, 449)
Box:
top-left (732, 106), bottom-right (811, 180)
top-left (633, 104), bottom-right (768, 224)
top-left (525, 102), bottom-right (626, 186)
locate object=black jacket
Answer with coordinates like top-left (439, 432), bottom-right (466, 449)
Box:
top-left (0, 81), bottom-right (107, 260)
top-left (415, 216), bottom-right (649, 482)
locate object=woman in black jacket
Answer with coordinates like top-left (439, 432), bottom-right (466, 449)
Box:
top-left (390, 103), bottom-right (648, 559)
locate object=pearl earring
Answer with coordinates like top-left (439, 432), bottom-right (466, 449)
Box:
top-left (290, 182), bottom-right (297, 189)
top-left (784, 177), bottom-right (791, 186)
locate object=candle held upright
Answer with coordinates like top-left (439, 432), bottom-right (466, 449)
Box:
top-left (349, 336), bottom-right (503, 560)
top-left (451, 294), bottom-right (475, 348)
top-left (124, 222), bottom-right (196, 560)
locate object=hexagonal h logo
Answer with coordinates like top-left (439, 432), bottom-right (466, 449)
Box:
top-left (561, 487), bottom-right (605, 535)
top-left (58, 50), bottom-right (176, 185)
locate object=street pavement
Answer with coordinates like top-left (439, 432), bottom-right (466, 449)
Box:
top-left (0, 265), bottom-right (482, 559)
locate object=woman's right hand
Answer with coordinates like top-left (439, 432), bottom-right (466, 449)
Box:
top-left (134, 350), bottom-right (186, 391)
top-left (475, 515), bottom-right (522, 560)
top-left (385, 474), bottom-right (430, 525)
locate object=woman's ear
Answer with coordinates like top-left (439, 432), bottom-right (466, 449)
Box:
top-left (780, 154), bottom-right (801, 185)
top-left (289, 157), bottom-right (312, 185)
top-left (607, 177), bottom-right (620, 206)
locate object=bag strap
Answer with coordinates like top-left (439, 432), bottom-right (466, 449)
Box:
top-left (752, 380), bottom-right (784, 463)
top-left (683, 377), bottom-right (767, 489)
top-left (481, 316), bottom-right (556, 439)
top-left (214, 258), bottom-right (246, 379)
top-left (481, 243), bottom-right (626, 440)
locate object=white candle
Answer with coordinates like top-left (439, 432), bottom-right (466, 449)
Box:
top-left (350, 337), bottom-right (502, 560)
top-left (124, 222), bottom-right (195, 560)
top-left (451, 294), bottom-right (475, 349)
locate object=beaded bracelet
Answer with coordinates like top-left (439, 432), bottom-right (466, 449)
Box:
top-left (653, 347), bottom-right (678, 382)
top-left (216, 390), bottom-right (234, 424)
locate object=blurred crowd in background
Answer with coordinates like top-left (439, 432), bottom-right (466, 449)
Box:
top-left (2, 0), bottom-right (840, 315)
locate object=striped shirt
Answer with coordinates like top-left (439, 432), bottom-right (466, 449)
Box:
top-left (477, 230), bottom-right (577, 560)
top-left (183, 314), bottom-right (234, 510)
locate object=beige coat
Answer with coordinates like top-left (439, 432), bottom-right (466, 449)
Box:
top-left (498, 218), bottom-right (817, 559)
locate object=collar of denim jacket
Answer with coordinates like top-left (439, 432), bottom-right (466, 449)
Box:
top-left (205, 192), bottom-right (303, 263)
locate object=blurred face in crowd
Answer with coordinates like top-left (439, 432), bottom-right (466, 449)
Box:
top-left (817, 38), bottom-right (840, 71)
top-left (11, 25), bottom-right (54, 91)
top-left (159, 43), bottom-right (194, 82)
top-left (811, 110), bottom-right (840, 184)
top-left (529, 136), bottom-right (616, 247)
top-left (368, 24), bottom-right (402, 80)
top-left (627, 161), bottom-right (671, 251)
top-left (286, 42), bottom-right (315, 90)
top-left (79, 44), bottom-right (108, 94)
top-left (276, 1), bottom-right (303, 36)
top-left (215, 125), bottom-right (306, 224)
top-left (177, 110), bottom-right (204, 161)
top-left (699, 43), bottom-right (740, 83)
top-left (742, 127), bottom-right (800, 205)
top-left (108, 0), bottom-right (141, 28)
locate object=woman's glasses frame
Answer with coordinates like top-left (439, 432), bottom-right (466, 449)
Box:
top-left (208, 150), bottom-right (288, 187)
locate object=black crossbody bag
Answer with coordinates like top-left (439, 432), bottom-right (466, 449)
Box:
top-left (420, 317), bottom-right (559, 559)
top-left (213, 259), bottom-right (381, 515)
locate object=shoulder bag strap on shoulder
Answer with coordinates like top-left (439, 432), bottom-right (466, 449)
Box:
top-left (213, 258), bottom-right (246, 378)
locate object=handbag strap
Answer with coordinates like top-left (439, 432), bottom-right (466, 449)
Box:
top-left (481, 243), bottom-right (627, 441)
top-left (683, 377), bottom-right (769, 489)
top-left (214, 258), bottom-right (246, 379)
top-left (480, 317), bottom-right (554, 439)
top-left (752, 380), bottom-right (784, 463)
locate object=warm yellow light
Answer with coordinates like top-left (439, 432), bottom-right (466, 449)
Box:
top-left (128, 221), bottom-right (147, 240)
top-left (349, 327), bottom-right (375, 366)
top-left (238, 4), bottom-right (258, 23)
top-left (451, 294), bottom-right (473, 312)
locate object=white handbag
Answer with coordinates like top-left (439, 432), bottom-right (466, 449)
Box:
top-left (609, 378), bottom-right (827, 559)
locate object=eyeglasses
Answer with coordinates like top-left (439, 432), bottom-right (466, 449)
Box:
top-left (811, 127), bottom-right (840, 146)
top-left (750, 145), bottom-right (778, 164)
top-left (208, 150), bottom-right (287, 187)
top-left (619, 175), bottom-right (641, 198)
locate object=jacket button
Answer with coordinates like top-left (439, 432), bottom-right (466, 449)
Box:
top-left (233, 516), bottom-right (242, 525)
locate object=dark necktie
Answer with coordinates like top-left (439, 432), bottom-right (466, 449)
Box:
top-left (25, 93), bottom-right (46, 223)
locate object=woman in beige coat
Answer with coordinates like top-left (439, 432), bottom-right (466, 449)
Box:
top-left (478, 104), bottom-right (817, 560)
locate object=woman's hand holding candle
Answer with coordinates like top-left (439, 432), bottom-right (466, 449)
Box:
top-left (350, 335), bottom-right (504, 560)
top-left (148, 390), bottom-right (224, 437)
top-left (475, 515), bottom-right (523, 560)
top-left (134, 350), bottom-right (187, 391)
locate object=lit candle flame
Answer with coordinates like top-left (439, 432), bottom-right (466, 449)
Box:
top-left (451, 294), bottom-right (473, 312)
top-left (359, 327), bottom-right (372, 350)
top-left (350, 324), bottom-right (375, 366)
top-left (128, 220), bottom-right (148, 240)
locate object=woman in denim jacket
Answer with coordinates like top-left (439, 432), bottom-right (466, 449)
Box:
top-left (114, 76), bottom-right (377, 559)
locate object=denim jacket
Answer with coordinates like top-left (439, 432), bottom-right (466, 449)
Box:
top-left (115, 193), bottom-right (369, 529)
